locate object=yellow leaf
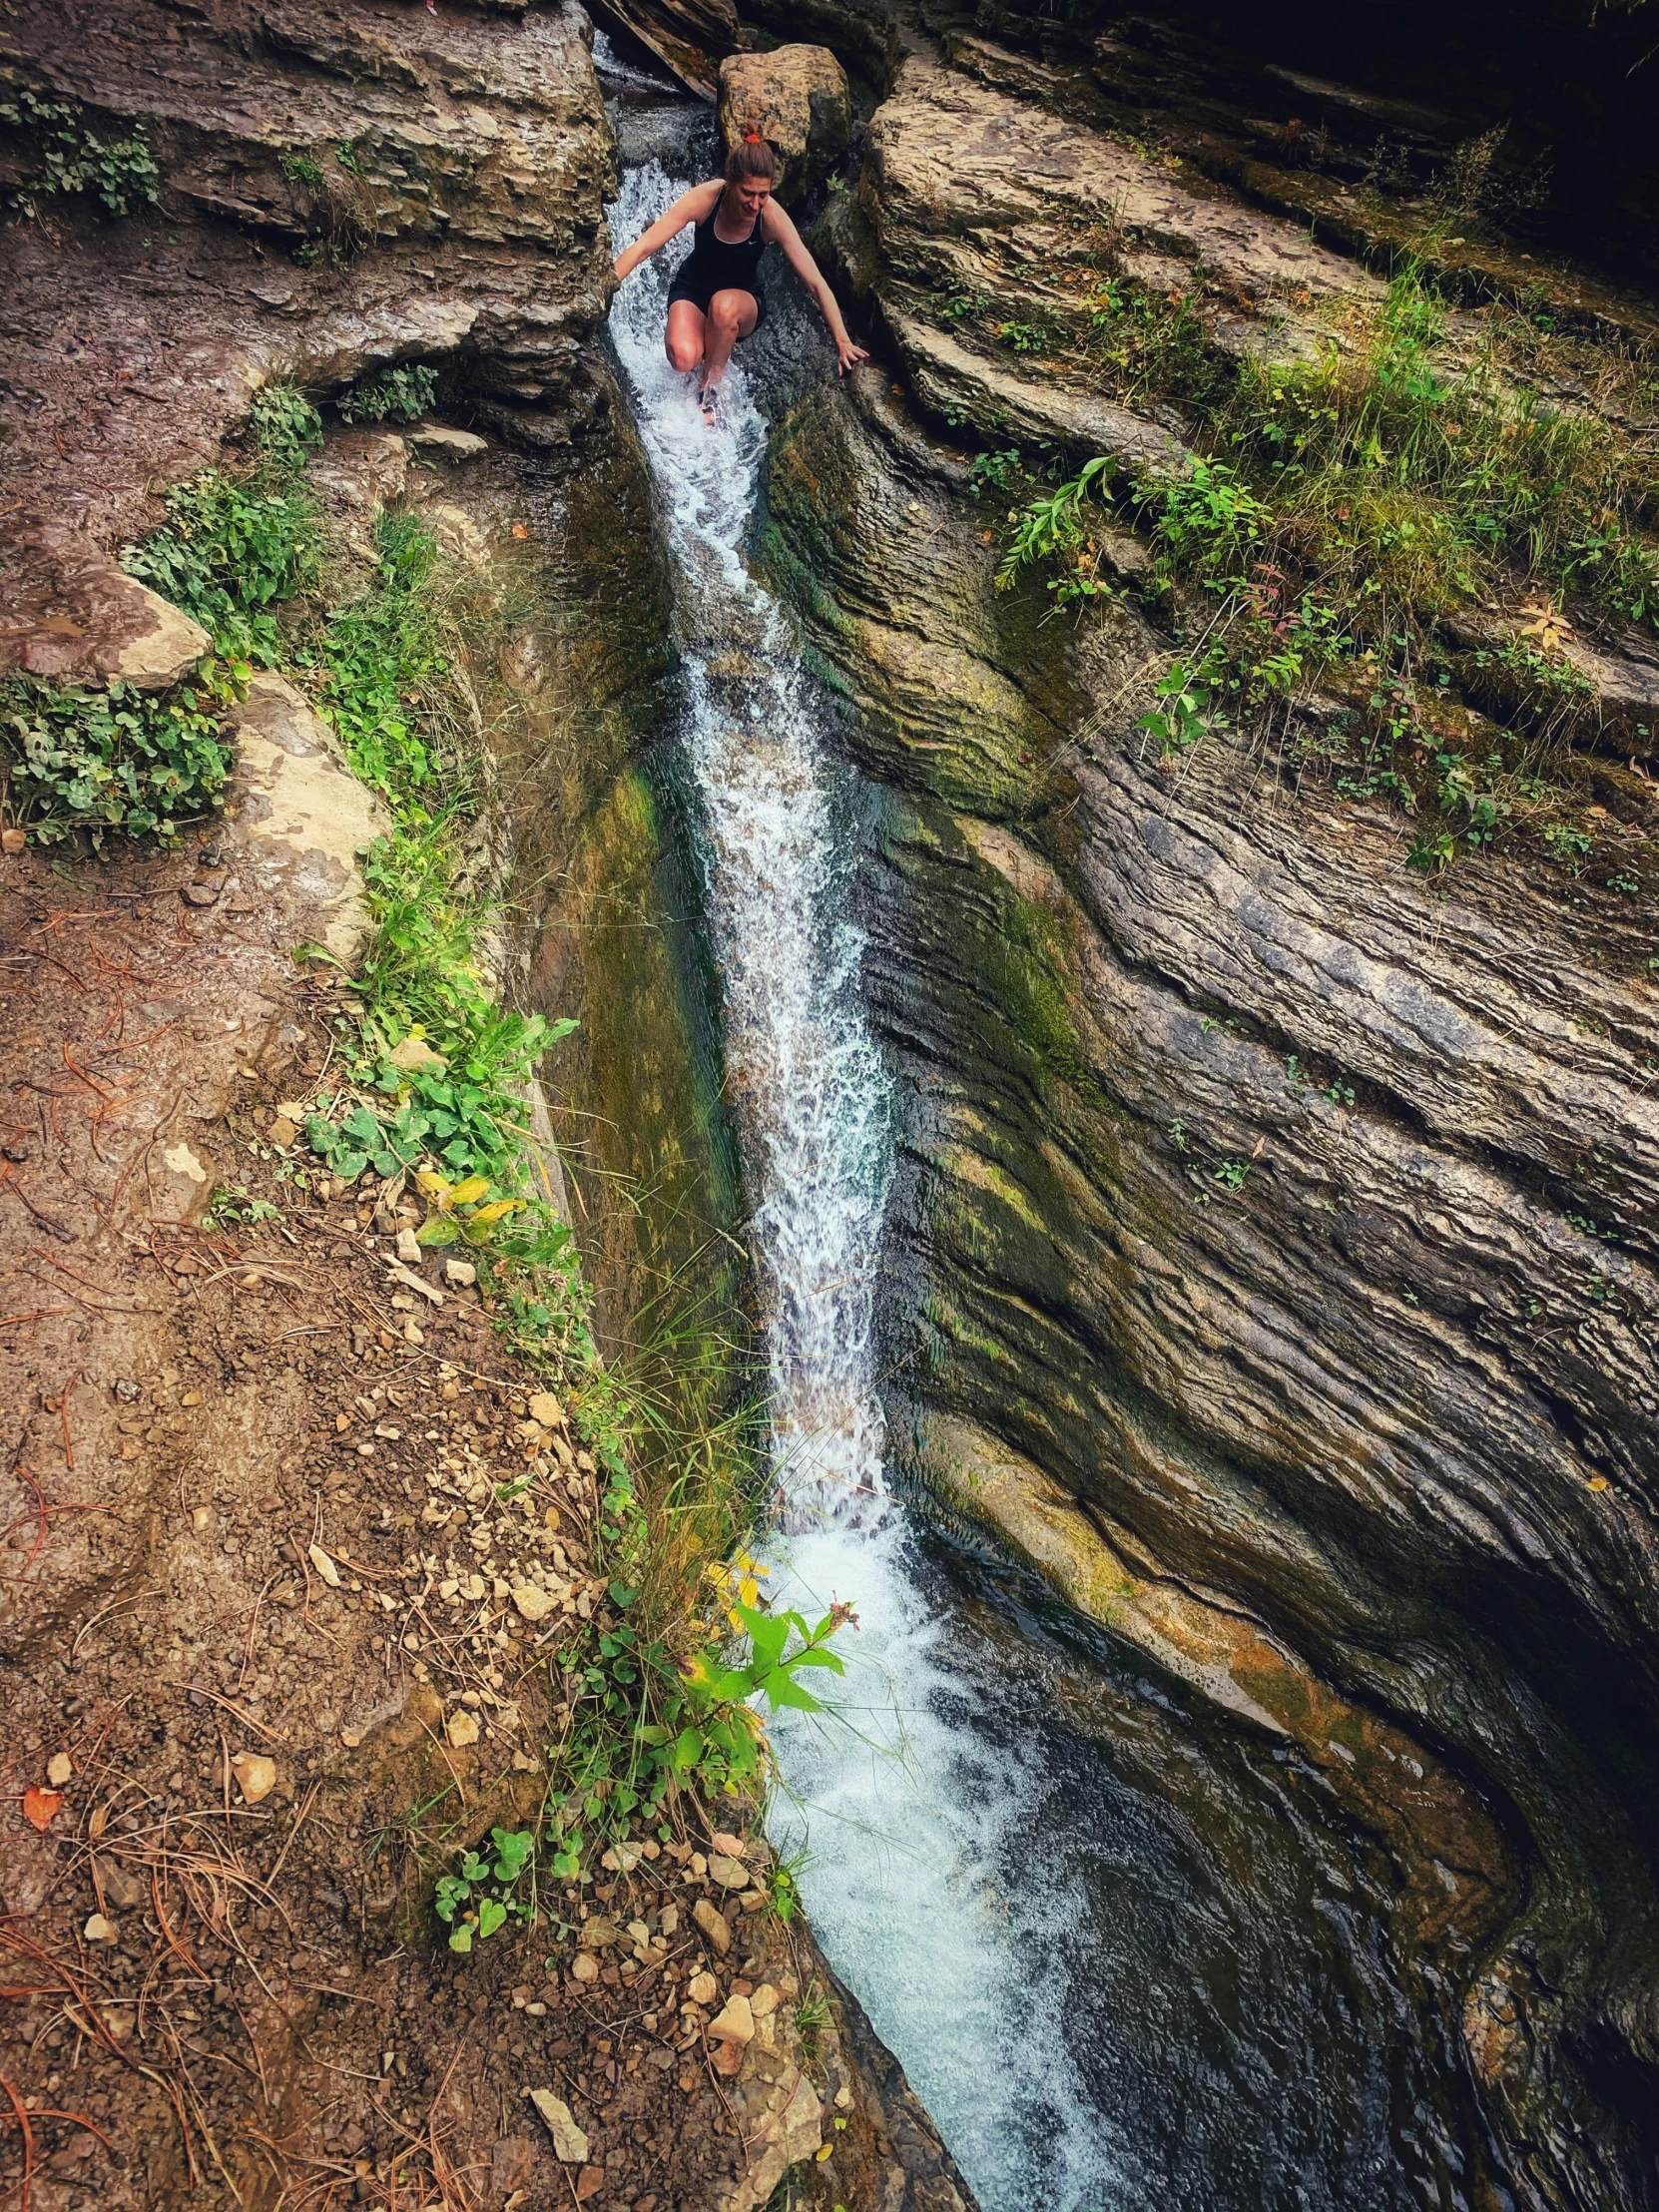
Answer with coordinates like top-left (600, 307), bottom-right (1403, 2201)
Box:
top-left (414, 1169), bottom-right (452, 1201)
top-left (739, 1576), bottom-right (759, 1607)
top-left (470, 1199), bottom-right (521, 1225)
top-left (451, 1175), bottom-right (491, 1206)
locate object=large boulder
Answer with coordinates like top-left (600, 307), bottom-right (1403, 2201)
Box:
top-left (718, 45), bottom-right (851, 206)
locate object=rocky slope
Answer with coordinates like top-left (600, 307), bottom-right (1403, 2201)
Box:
top-left (0, 9), bottom-right (976, 2208)
top-left (761, 30), bottom-right (1659, 2211)
top-left (0, 0), bottom-right (616, 680)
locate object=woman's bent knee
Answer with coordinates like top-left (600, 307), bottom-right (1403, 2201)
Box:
top-left (667, 334), bottom-right (702, 371)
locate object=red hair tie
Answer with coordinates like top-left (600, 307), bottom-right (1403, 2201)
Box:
top-left (743, 130), bottom-right (763, 143)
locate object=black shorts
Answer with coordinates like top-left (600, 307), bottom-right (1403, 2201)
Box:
top-left (666, 271), bottom-right (767, 328)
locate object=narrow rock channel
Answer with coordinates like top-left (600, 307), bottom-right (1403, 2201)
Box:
top-left (603, 81), bottom-right (1529, 2212)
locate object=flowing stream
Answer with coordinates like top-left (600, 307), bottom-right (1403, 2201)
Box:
top-left (605, 100), bottom-right (1500, 2212)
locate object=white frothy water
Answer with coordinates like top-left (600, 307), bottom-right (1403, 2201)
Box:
top-left (590, 25), bottom-right (677, 95)
top-left (608, 161), bottom-right (1121, 2211)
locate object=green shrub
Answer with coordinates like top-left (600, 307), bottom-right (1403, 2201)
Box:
top-left (123, 470), bottom-right (319, 665)
top-left (2, 672), bottom-right (232, 842)
top-left (277, 148), bottom-right (324, 191)
top-left (337, 363), bottom-right (438, 425)
top-left (314, 512), bottom-right (449, 796)
top-left (0, 87), bottom-right (159, 217)
top-left (250, 383), bottom-right (324, 472)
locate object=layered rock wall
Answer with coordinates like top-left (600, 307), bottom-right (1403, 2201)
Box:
top-left (762, 37), bottom-right (1659, 2211)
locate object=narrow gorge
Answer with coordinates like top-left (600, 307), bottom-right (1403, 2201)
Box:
top-left (2, 2), bottom-right (1656, 2210)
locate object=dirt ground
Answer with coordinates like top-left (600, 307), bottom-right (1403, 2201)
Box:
top-left (0, 824), bottom-right (932, 2212)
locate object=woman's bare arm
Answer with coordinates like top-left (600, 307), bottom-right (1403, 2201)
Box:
top-left (764, 201), bottom-right (869, 375)
top-left (613, 180), bottom-right (723, 283)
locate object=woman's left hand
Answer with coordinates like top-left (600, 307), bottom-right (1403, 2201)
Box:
top-left (836, 340), bottom-right (869, 376)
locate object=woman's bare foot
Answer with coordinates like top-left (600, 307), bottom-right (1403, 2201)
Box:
top-left (698, 380), bottom-right (720, 425)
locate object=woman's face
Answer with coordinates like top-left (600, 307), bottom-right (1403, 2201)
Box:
top-left (728, 176), bottom-right (773, 223)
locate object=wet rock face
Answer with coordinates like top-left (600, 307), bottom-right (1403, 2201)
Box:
top-left (0, 0), bottom-right (617, 635)
top-left (981, 0), bottom-right (1659, 285)
top-left (762, 38), bottom-right (1659, 2210)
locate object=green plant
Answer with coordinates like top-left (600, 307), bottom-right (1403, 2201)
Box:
top-left (337, 363), bottom-right (438, 425)
top-left (434, 1826), bottom-right (536, 1951)
top-left (278, 148), bottom-right (324, 191)
top-left (1543, 822), bottom-right (1592, 871)
top-left (313, 511), bottom-right (450, 796)
top-left (997, 319), bottom-right (1054, 354)
top-left (250, 383), bottom-right (324, 471)
top-left (1, 88), bottom-right (159, 217)
top-left (1213, 1158), bottom-right (1250, 1190)
top-left (969, 448), bottom-right (1022, 497)
top-left (764, 1847), bottom-right (806, 1924)
top-left (2, 672), bottom-right (233, 843)
top-left (206, 1185), bottom-right (280, 1228)
top-left (122, 469), bottom-right (319, 664)
top-left (1139, 657), bottom-right (1226, 755)
top-left (546, 1543), bottom-right (853, 1878)
top-left (334, 140), bottom-right (363, 176)
top-left (928, 285), bottom-right (989, 324)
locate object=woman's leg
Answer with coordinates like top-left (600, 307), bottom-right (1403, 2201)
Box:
top-left (665, 298), bottom-right (707, 374)
top-left (701, 287), bottom-right (759, 391)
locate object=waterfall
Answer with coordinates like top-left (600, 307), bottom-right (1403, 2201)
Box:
top-left (607, 155), bottom-right (1119, 2212)
top-left (605, 140), bottom-right (1485, 2212)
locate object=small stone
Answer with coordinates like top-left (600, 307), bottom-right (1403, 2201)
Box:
top-left (444, 1259), bottom-right (477, 1288)
top-left (575, 2169), bottom-right (606, 2204)
top-left (751, 1983), bottom-right (779, 2019)
top-left (710, 1829), bottom-right (746, 1859)
top-left (711, 2038), bottom-right (744, 2077)
top-left (445, 1709), bottom-right (480, 1748)
top-left (571, 1952), bottom-right (599, 1984)
top-left (396, 1228), bottom-right (421, 1264)
top-left (231, 1753), bottom-right (277, 1805)
top-left (407, 423), bottom-right (489, 457)
top-left (834, 2084), bottom-right (852, 2109)
top-left (163, 1142), bottom-right (208, 1184)
top-left (687, 1970), bottom-right (718, 2005)
top-left (308, 1544), bottom-right (341, 1587)
top-left (1, 828), bottom-right (25, 854)
top-left (527, 2088), bottom-right (588, 2163)
top-left (707, 1993), bottom-right (754, 2046)
top-left (84, 1914), bottom-right (117, 1945)
top-left (46, 1752), bottom-right (72, 1788)
top-left (692, 1900), bottom-right (732, 1953)
top-left (660, 1904), bottom-right (679, 1936)
top-left (269, 1115), bottom-right (298, 1148)
top-left (510, 1582), bottom-right (558, 1623)
top-left (527, 1391), bottom-right (564, 1427)
top-left (708, 1853), bottom-right (748, 1890)
top-left (491, 2138), bottom-right (536, 2197)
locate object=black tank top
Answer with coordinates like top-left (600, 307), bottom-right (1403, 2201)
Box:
top-left (680, 196), bottom-right (766, 295)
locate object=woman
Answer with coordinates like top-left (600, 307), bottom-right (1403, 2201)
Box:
top-left (612, 134), bottom-right (867, 421)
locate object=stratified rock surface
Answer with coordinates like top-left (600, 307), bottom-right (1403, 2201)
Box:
top-left (765, 30), bottom-right (1659, 2212)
